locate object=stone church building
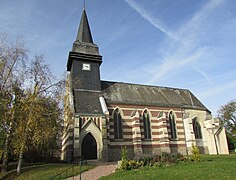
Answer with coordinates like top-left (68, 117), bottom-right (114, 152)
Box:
top-left (61, 9), bottom-right (229, 162)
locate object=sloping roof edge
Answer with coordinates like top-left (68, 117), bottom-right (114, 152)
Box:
top-left (101, 80), bottom-right (209, 112)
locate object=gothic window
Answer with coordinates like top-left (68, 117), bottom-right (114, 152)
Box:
top-left (143, 110), bottom-right (151, 139)
top-left (113, 109), bottom-right (123, 139)
top-left (169, 111), bottom-right (177, 139)
top-left (192, 118), bottom-right (202, 139)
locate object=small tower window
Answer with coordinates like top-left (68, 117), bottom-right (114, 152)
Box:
top-left (169, 111), bottom-right (177, 139)
top-left (113, 109), bottom-right (123, 139)
top-left (143, 110), bottom-right (151, 139)
top-left (192, 118), bottom-right (202, 139)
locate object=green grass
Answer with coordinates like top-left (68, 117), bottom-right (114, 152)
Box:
top-left (101, 154), bottom-right (236, 180)
top-left (0, 162), bottom-right (47, 179)
top-left (0, 163), bottom-right (94, 180)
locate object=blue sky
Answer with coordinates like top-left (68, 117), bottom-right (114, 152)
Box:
top-left (0, 0), bottom-right (235, 116)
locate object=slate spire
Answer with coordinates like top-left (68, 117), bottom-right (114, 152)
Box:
top-left (71, 8), bottom-right (100, 56)
top-left (76, 8), bottom-right (93, 43)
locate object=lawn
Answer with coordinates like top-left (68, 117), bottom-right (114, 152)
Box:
top-left (0, 163), bottom-right (94, 180)
top-left (101, 154), bottom-right (236, 180)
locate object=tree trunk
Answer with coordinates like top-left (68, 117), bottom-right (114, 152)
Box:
top-left (17, 150), bottom-right (23, 175)
top-left (17, 134), bottom-right (27, 175)
top-left (2, 122), bottom-right (13, 173)
top-left (1, 145), bottom-right (9, 172)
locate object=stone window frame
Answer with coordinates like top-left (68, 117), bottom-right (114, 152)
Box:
top-left (192, 117), bottom-right (203, 139)
top-left (113, 108), bottom-right (123, 140)
top-left (168, 110), bottom-right (177, 140)
top-left (141, 109), bottom-right (152, 140)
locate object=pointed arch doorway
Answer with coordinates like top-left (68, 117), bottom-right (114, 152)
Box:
top-left (81, 133), bottom-right (97, 160)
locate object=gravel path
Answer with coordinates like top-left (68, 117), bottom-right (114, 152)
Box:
top-left (68, 162), bottom-right (117, 180)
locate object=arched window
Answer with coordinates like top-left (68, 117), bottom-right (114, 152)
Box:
top-left (143, 110), bottom-right (151, 139)
top-left (113, 109), bottom-right (123, 139)
top-left (192, 118), bottom-right (202, 139)
top-left (169, 111), bottom-right (177, 139)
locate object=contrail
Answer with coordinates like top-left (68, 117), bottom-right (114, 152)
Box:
top-left (194, 67), bottom-right (215, 86)
top-left (199, 80), bottom-right (236, 100)
top-left (124, 0), bottom-right (175, 39)
top-left (145, 0), bottom-right (224, 83)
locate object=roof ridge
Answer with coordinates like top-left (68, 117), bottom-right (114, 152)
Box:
top-left (101, 80), bottom-right (190, 91)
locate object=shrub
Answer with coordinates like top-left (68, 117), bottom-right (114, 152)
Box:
top-left (117, 159), bottom-right (128, 171)
top-left (191, 144), bottom-right (200, 162)
top-left (121, 146), bottom-right (128, 161)
top-left (159, 152), bottom-right (181, 165)
top-left (116, 147), bottom-right (145, 171)
top-left (116, 146), bottom-right (129, 171)
top-left (116, 151), bottom-right (186, 171)
top-left (141, 156), bottom-right (153, 166)
top-left (127, 160), bottom-right (143, 170)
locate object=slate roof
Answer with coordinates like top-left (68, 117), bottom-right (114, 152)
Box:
top-left (76, 9), bottom-right (93, 43)
top-left (73, 81), bottom-right (208, 115)
top-left (73, 90), bottom-right (103, 115)
top-left (101, 81), bottom-right (208, 111)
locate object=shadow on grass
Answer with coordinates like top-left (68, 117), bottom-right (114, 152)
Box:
top-left (0, 163), bottom-right (49, 180)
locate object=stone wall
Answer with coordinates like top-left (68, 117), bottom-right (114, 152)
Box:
top-left (62, 103), bottom-right (229, 163)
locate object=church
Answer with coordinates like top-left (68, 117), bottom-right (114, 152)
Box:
top-left (61, 9), bottom-right (229, 162)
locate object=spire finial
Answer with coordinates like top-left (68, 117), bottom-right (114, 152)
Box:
top-left (83, 0), bottom-right (86, 10)
top-left (76, 5), bottom-right (93, 43)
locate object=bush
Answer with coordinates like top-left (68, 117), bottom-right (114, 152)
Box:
top-left (116, 151), bottom-right (186, 171)
top-left (121, 146), bottom-right (128, 161)
top-left (127, 160), bottom-right (143, 170)
top-left (141, 156), bottom-right (153, 166)
top-left (191, 144), bottom-right (200, 162)
top-left (116, 146), bottom-right (129, 171)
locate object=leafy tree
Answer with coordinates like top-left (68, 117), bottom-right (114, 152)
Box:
top-left (0, 33), bottom-right (27, 172)
top-left (218, 100), bottom-right (236, 150)
top-left (0, 34), bottom-right (64, 174)
top-left (14, 56), bottom-right (64, 174)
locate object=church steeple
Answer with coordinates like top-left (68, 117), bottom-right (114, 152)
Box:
top-left (71, 8), bottom-right (100, 57)
top-left (67, 8), bottom-right (102, 91)
top-left (76, 9), bottom-right (93, 43)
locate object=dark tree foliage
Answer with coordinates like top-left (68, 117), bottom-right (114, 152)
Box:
top-left (218, 100), bottom-right (236, 150)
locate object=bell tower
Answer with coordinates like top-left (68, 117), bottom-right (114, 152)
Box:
top-left (67, 8), bottom-right (102, 91)
top-left (64, 8), bottom-right (106, 162)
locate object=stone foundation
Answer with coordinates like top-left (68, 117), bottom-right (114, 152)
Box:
top-left (108, 146), bottom-right (134, 161)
